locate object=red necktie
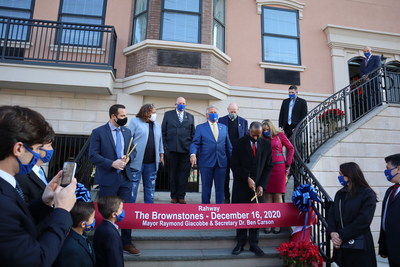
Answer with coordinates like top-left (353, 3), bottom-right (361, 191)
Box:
top-left (251, 143), bottom-right (257, 157)
top-left (389, 184), bottom-right (400, 204)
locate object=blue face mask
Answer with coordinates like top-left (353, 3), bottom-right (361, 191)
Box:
top-left (263, 131), bottom-right (270, 137)
top-left (208, 113), bottom-right (218, 122)
top-left (384, 167), bottom-right (398, 182)
top-left (289, 94), bottom-right (296, 99)
top-left (338, 175), bottom-right (348, 186)
top-left (364, 52), bottom-right (371, 58)
top-left (17, 144), bottom-right (41, 175)
top-left (40, 147), bottom-right (54, 163)
top-left (116, 210), bottom-right (125, 222)
top-left (84, 219), bottom-right (96, 231)
top-left (176, 104), bottom-right (186, 112)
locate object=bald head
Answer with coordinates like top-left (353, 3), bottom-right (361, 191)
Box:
top-left (175, 97), bottom-right (187, 112)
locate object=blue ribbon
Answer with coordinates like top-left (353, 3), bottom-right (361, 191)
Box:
top-left (75, 183), bottom-right (92, 202)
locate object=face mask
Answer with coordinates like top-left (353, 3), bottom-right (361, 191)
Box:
top-left (228, 113), bottom-right (237, 120)
top-left (84, 219), bottom-right (96, 231)
top-left (338, 175), bottom-right (348, 186)
top-left (115, 117), bottom-right (127, 127)
top-left (208, 113), bottom-right (218, 122)
top-left (40, 147), bottom-right (54, 163)
top-left (250, 137), bottom-right (258, 143)
top-left (176, 104), bottom-right (186, 112)
top-left (17, 144), bottom-right (41, 175)
top-left (116, 210), bottom-right (125, 222)
top-left (263, 131), bottom-right (270, 137)
top-left (384, 167), bottom-right (398, 182)
top-left (289, 94), bottom-right (296, 99)
top-left (149, 114), bottom-right (157, 122)
top-left (364, 52), bottom-right (371, 58)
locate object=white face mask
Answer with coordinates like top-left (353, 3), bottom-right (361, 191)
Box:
top-left (149, 113), bottom-right (157, 122)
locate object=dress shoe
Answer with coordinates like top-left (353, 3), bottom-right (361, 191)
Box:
top-left (170, 198), bottom-right (178, 204)
top-left (249, 245), bottom-right (265, 256)
top-left (178, 199), bottom-right (186, 204)
top-left (264, 228), bottom-right (272, 234)
top-left (123, 244), bottom-right (141, 256)
top-left (232, 244), bottom-right (244, 255)
top-left (273, 228), bottom-right (281, 234)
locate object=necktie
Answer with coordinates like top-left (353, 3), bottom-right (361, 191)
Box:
top-left (288, 99), bottom-right (295, 125)
top-left (179, 112), bottom-right (183, 123)
top-left (251, 142), bottom-right (257, 157)
top-left (115, 128), bottom-right (122, 159)
top-left (15, 181), bottom-right (27, 202)
top-left (212, 123), bottom-right (218, 141)
top-left (38, 168), bottom-right (48, 185)
top-left (389, 184), bottom-right (400, 204)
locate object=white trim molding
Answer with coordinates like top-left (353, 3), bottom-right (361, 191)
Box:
top-left (259, 61), bottom-right (306, 72)
top-left (123, 39), bottom-right (231, 64)
top-left (256, 0), bottom-right (305, 19)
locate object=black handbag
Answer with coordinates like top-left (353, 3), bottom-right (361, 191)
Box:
top-left (338, 199), bottom-right (366, 250)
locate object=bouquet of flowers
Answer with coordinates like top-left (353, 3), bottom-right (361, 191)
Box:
top-left (276, 241), bottom-right (324, 267)
top-left (318, 108), bottom-right (345, 124)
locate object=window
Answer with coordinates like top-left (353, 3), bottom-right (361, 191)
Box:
top-left (262, 6), bottom-right (300, 65)
top-left (132, 0), bottom-right (148, 44)
top-left (0, 0), bottom-right (34, 40)
top-left (213, 0), bottom-right (224, 52)
top-left (161, 0), bottom-right (201, 43)
top-left (58, 0), bottom-right (106, 46)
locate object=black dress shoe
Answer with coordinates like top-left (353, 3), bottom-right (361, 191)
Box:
top-left (249, 245), bottom-right (265, 256)
top-left (232, 244), bottom-right (244, 255)
top-left (264, 228), bottom-right (272, 234)
top-left (272, 228), bottom-right (281, 234)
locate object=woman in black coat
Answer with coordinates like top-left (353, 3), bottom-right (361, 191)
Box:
top-left (327, 162), bottom-right (377, 267)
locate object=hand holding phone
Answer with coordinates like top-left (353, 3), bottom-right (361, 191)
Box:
top-left (60, 162), bottom-right (77, 187)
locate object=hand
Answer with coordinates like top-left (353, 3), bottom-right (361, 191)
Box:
top-left (160, 155), bottom-right (165, 166)
top-left (256, 186), bottom-right (263, 197)
top-left (286, 167), bottom-right (290, 176)
top-left (330, 232), bottom-right (342, 248)
top-left (112, 159), bottom-right (127, 170)
top-left (53, 178), bottom-right (77, 211)
top-left (190, 155), bottom-right (197, 167)
top-left (42, 170), bottom-right (62, 206)
top-left (122, 155), bottom-right (130, 164)
top-left (380, 255), bottom-right (388, 258)
top-left (247, 177), bottom-right (255, 191)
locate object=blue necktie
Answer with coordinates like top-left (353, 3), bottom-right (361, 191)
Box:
top-left (115, 128), bottom-right (122, 159)
top-left (288, 99), bottom-right (295, 125)
top-left (15, 181), bottom-right (27, 202)
top-left (38, 168), bottom-right (48, 185)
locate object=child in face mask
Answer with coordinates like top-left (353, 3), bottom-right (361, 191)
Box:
top-left (93, 196), bottom-right (125, 267)
top-left (53, 201), bottom-right (96, 267)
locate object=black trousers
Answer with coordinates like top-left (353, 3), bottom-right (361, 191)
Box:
top-left (236, 228), bottom-right (260, 247)
top-left (167, 151), bottom-right (191, 200)
top-left (224, 162), bottom-right (231, 202)
top-left (283, 123), bottom-right (296, 139)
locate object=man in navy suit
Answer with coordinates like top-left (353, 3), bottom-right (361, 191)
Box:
top-left (89, 104), bottom-right (140, 256)
top-left (218, 103), bottom-right (248, 203)
top-left (278, 85), bottom-right (308, 139)
top-left (0, 105), bottom-right (77, 266)
top-left (360, 46), bottom-right (382, 110)
top-left (190, 105), bottom-right (232, 204)
top-left (379, 153), bottom-right (400, 267)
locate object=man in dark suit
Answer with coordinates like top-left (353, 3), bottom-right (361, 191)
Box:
top-left (219, 103), bottom-right (248, 203)
top-left (89, 104), bottom-right (140, 256)
top-left (278, 85), bottom-right (308, 139)
top-left (162, 97), bottom-right (195, 204)
top-left (190, 105), bottom-right (232, 204)
top-left (0, 105), bottom-right (77, 266)
top-left (379, 153), bottom-right (400, 267)
top-left (231, 121), bottom-right (273, 256)
top-left (360, 46), bottom-right (382, 110)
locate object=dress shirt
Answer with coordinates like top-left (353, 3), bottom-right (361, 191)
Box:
top-left (0, 169), bottom-right (16, 188)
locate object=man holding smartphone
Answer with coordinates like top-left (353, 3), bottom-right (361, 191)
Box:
top-left (89, 104), bottom-right (140, 256)
top-left (0, 105), bottom-right (77, 266)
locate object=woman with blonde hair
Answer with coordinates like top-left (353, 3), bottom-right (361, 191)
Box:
top-left (261, 119), bottom-right (294, 234)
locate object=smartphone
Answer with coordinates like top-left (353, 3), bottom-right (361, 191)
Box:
top-left (60, 162), bottom-right (77, 187)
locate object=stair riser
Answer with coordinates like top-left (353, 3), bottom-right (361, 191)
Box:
top-left (125, 258), bottom-right (282, 267)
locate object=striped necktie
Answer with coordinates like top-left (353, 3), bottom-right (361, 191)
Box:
top-left (15, 181), bottom-right (27, 202)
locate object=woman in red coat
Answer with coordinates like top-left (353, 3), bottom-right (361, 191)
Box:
top-left (261, 119), bottom-right (294, 234)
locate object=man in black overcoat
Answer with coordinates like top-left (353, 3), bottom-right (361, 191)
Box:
top-left (231, 121), bottom-right (273, 256)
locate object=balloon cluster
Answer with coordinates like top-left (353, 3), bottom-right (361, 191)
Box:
top-left (292, 184), bottom-right (320, 212)
top-left (75, 183), bottom-right (92, 202)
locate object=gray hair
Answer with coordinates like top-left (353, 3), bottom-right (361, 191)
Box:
top-left (206, 105), bottom-right (218, 113)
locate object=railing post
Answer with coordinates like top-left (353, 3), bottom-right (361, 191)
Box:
top-left (55, 22), bottom-right (63, 63)
top-left (382, 64), bottom-right (389, 104)
top-left (2, 17), bottom-right (11, 59)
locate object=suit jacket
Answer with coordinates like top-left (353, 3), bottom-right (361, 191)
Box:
top-left (190, 122), bottom-right (232, 168)
top-left (53, 230), bottom-right (95, 267)
top-left (379, 184), bottom-right (400, 264)
top-left (15, 171), bottom-right (46, 203)
top-left (89, 123), bottom-right (134, 186)
top-left (231, 136), bottom-right (273, 203)
top-left (360, 55), bottom-right (381, 77)
top-left (93, 220), bottom-right (124, 267)
top-left (278, 97), bottom-right (308, 128)
top-left (128, 117), bottom-right (164, 171)
top-left (161, 109), bottom-right (195, 154)
top-left (218, 115), bottom-right (248, 141)
top-left (0, 177), bottom-right (72, 267)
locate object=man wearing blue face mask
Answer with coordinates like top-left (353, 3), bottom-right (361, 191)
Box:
top-left (278, 85), bottom-right (308, 139)
top-left (162, 97), bottom-right (195, 204)
top-left (379, 153), bottom-right (400, 267)
top-left (190, 105), bottom-right (232, 204)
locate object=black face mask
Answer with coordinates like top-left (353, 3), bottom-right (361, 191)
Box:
top-left (250, 136), bottom-right (258, 143)
top-left (115, 117), bottom-right (128, 126)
